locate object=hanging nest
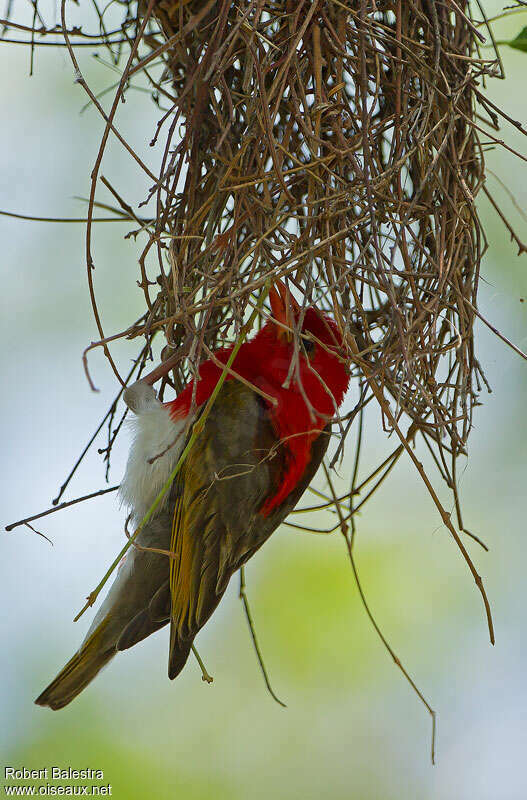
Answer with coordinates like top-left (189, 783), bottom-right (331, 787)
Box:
top-left (5, 0), bottom-right (527, 740)
top-left (75, 0), bottom-right (511, 468)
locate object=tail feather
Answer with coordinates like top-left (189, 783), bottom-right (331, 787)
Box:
top-left (168, 623), bottom-right (192, 680)
top-left (35, 624), bottom-right (114, 710)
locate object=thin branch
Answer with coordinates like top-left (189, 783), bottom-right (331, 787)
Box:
top-left (323, 463), bottom-right (436, 765)
top-left (6, 486), bottom-right (119, 532)
top-left (239, 566), bottom-right (286, 708)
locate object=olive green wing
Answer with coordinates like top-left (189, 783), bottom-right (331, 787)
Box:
top-left (167, 380), bottom-right (281, 677)
top-left (167, 379), bottom-right (331, 679)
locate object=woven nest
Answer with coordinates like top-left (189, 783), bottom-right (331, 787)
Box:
top-left (82, 1), bottom-right (499, 452)
top-left (6, 0), bottom-right (527, 737)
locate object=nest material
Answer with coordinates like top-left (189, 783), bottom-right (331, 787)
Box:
top-left (6, 1), bottom-right (527, 650)
top-left (128, 0), bottom-right (491, 452)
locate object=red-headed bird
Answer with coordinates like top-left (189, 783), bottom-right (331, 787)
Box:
top-left (36, 282), bottom-right (349, 709)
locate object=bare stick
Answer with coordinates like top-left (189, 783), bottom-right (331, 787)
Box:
top-left (323, 463), bottom-right (437, 765)
top-left (52, 346), bottom-right (147, 505)
top-left (6, 486), bottom-right (119, 532)
top-left (239, 566), bottom-right (286, 708)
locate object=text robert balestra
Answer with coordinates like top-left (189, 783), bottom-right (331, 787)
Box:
top-left (4, 768), bottom-right (105, 781)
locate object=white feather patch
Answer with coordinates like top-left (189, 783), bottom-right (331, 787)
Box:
top-left (119, 388), bottom-right (191, 522)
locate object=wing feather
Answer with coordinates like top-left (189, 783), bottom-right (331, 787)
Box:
top-left (164, 380), bottom-right (330, 679)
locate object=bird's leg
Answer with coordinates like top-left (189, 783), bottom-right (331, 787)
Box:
top-left (191, 645), bottom-right (214, 684)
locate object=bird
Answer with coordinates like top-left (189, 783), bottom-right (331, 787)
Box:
top-left (35, 281), bottom-right (350, 709)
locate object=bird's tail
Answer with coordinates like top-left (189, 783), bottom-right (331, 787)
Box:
top-left (168, 624), bottom-right (193, 680)
top-left (35, 621), bottom-right (114, 710)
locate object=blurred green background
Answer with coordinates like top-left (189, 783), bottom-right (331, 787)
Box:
top-left (1, 2), bottom-right (526, 798)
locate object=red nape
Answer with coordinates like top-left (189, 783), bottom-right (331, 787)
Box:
top-left (167, 346), bottom-right (236, 420)
top-left (166, 317), bottom-right (349, 516)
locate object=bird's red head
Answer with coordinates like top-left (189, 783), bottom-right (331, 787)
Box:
top-left (253, 280), bottom-right (350, 417)
top-left (169, 280), bottom-right (349, 425)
